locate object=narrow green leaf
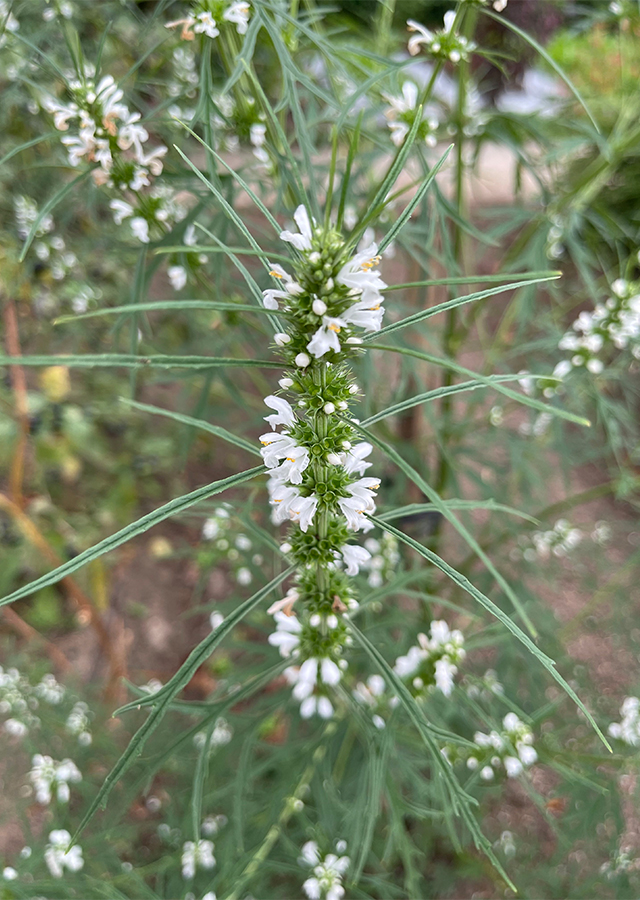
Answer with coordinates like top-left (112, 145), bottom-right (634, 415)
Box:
top-left (379, 500), bottom-right (539, 526)
top-left (0, 132), bottom-right (58, 168)
top-left (172, 144), bottom-right (270, 271)
top-left (369, 343), bottom-right (590, 426)
top-left (54, 300), bottom-right (272, 324)
top-left (367, 515), bottom-right (611, 752)
top-left (384, 272), bottom-right (561, 291)
top-left (173, 118), bottom-right (281, 234)
top-left (360, 374), bottom-right (530, 426)
top-left (350, 418), bottom-right (537, 636)
top-left (483, 8), bottom-right (600, 134)
top-left (378, 146), bottom-right (452, 253)
top-left (348, 105), bottom-right (424, 250)
top-left (368, 276), bottom-right (560, 342)
top-left (121, 398), bottom-right (260, 457)
top-left (72, 566), bottom-right (293, 842)
top-left (19, 171), bottom-right (92, 261)
top-left (336, 111), bottom-right (363, 232)
top-left (0, 467), bottom-right (265, 609)
top-left (347, 620), bottom-right (516, 890)
top-left (0, 354), bottom-right (281, 369)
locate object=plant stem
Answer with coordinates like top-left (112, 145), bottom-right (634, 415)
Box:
top-left (223, 719), bottom-right (338, 900)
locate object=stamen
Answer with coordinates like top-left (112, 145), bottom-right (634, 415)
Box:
top-left (270, 270), bottom-right (283, 278)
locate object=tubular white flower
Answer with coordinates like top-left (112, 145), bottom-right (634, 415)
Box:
top-left (406, 19), bottom-right (433, 55)
top-left (223, 1), bottom-right (251, 34)
top-left (336, 242), bottom-right (386, 299)
top-left (307, 317), bottom-right (346, 358)
top-left (263, 395), bottom-right (296, 430)
top-left (280, 205), bottom-right (314, 251)
top-left (340, 543), bottom-right (371, 576)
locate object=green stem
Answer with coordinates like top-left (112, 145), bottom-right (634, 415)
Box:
top-left (222, 719), bottom-right (338, 900)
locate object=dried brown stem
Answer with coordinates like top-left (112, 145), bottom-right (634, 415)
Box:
top-left (0, 492), bottom-right (128, 700)
top-left (3, 297), bottom-right (30, 507)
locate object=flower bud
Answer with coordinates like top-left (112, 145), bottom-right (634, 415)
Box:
top-left (280, 542), bottom-right (292, 554)
top-left (348, 384), bottom-right (359, 394)
top-left (279, 377), bottom-right (294, 388)
top-left (310, 614), bottom-right (321, 627)
top-left (295, 353), bottom-right (310, 367)
top-left (274, 332), bottom-right (291, 346)
top-left (312, 298), bottom-right (327, 316)
top-left (337, 401), bottom-right (348, 410)
top-left (323, 402), bottom-right (335, 414)
top-left (326, 453), bottom-right (341, 465)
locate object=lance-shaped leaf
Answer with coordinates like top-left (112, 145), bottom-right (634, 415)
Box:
top-left (121, 398), bottom-right (260, 457)
top-left (360, 373), bottom-right (533, 426)
top-left (366, 515), bottom-right (610, 751)
top-left (368, 343), bottom-right (590, 426)
top-left (54, 300), bottom-right (273, 325)
top-left (348, 418), bottom-right (537, 635)
top-left (72, 566), bottom-right (294, 841)
top-left (347, 619), bottom-right (516, 891)
top-left (0, 466), bottom-right (265, 608)
top-left (0, 354), bottom-right (281, 369)
top-left (367, 275), bottom-right (560, 343)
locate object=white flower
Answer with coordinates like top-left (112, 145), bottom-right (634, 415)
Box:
top-left (168, 265), bottom-right (187, 290)
top-left (263, 395), bottom-right (296, 430)
top-left (406, 19), bottom-right (434, 56)
top-left (307, 317), bottom-right (346, 358)
top-left (342, 442), bottom-right (373, 476)
top-left (2, 867), bottom-right (18, 880)
top-left (130, 216), bottom-right (150, 243)
top-left (263, 265), bottom-right (302, 309)
top-left (340, 543), bottom-right (371, 576)
top-left (268, 611), bottom-right (302, 657)
top-left (338, 477), bottom-right (379, 531)
top-left (45, 830), bottom-right (84, 878)
top-left (504, 756), bottom-right (524, 778)
top-left (337, 242), bottom-right (386, 301)
top-left (110, 198), bottom-right (134, 224)
top-left (280, 205), bottom-right (314, 251)
top-left (194, 11), bottom-right (220, 38)
top-left (29, 754), bottom-right (81, 805)
top-left (210, 611), bottom-right (224, 630)
top-left (181, 839), bottom-right (216, 879)
top-left (224, 1), bottom-right (251, 33)
top-left (434, 657), bottom-right (456, 696)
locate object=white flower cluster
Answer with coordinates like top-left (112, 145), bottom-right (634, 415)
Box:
top-left (181, 838), bottom-right (216, 879)
top-left (555, 274), bottom-right (640, 378)
top-left (193, 716), bottom-right (234, 751)
top-left (299, 839), bottom-right (350, 900)
top-left (201, 505), bottom-right (263, 586)
top-left (383, 81), bottom-right (439, 149)
top-left (45, 830), bottom-right (84, 878)
top-left (269, 611), bottom-right (350, 719)
top-left (360, 533), bottom-right (400, 587)
top-left (262, 401), bottom-right (379, 537)
top-left (167, 1), bottom-right (251, 42)
top-left (407, 12), bottom-right (476, 64)
top-left (29, 753), bottom-right (82, 805)
top-left (464, 668), bottom-right (504, 701)
top-left (14, 195), bottom-right (78, 279)
top-left (452, 712), bottom-right (538, 780)
top-left (209, 93), bottom-right (269, 165)
top-left (1, 667), bottom-right (67, 738)
top-left (167, 46), bottom-right (199, 121)
top-left (394, 619), bottom-right (466, 698)
top-left (352, 673), bottom-right (394, 729)
top-left (66, 701), bottom-right (93, 745)
top-left (44, 72), bottom-right (167, 187)
top-left (608, 696), bottom-right (640, 746)
top-left (520, 518), bottom-right (583, 562)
